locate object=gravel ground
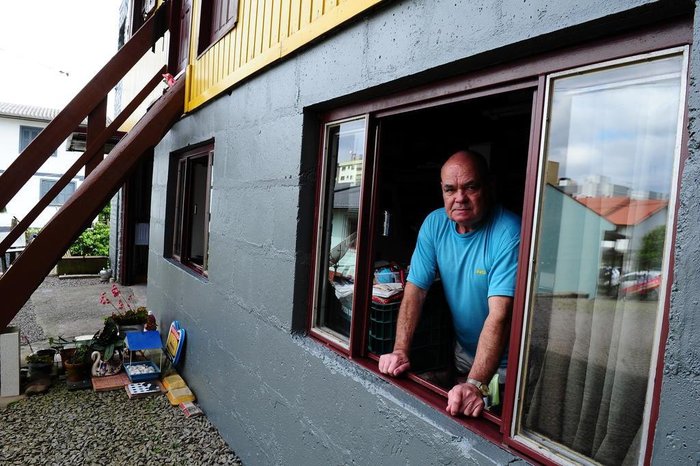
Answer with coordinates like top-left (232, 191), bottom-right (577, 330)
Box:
top-left (8, 299), bottom-right (45, 343)
top-left (4, 276), bottom-right (242, 465)
top-left (0, 381), bottom-right (242, 465)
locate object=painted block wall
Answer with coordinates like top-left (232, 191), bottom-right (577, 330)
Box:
top-left (147, 0), bottom-right (699, 464)
top-left (651, 2), bottom-right (700, 464)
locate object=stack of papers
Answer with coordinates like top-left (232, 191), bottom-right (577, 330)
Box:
top-left (372, 282), bottom-right (403, 298)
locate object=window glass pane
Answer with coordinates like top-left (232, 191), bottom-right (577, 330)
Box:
top-left (518, 54), bottom-right (684, 464)
top-left (186, 155), bottom-right (210, 266)
top-left (40, 179), bottom-right (76, 206)
top-left (20, 126), bottom-right (41, 151)
top-left (172, 159), bottom-right (187, 257)
top-left (315, 118), bottom-right (366, 340)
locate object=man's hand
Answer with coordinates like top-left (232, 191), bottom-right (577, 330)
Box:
top-left (378, 350), bottom-right (411, 377)
top-left (446, 382), bottom-right (484, 417)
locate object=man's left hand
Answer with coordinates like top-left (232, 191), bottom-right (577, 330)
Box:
top-left (446, 382), bottom-right (484, 417)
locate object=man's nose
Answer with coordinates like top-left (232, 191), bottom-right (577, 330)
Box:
top-left (454, 189), bottom-right (467, 203)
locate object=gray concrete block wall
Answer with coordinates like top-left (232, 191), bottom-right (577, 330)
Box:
top-left (146, 0), bottom-right (694, 464)
top-left (651, 1), bottom-right (700, 464)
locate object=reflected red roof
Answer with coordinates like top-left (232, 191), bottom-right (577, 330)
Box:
top-left (578, 196), bottom-right (667, 226)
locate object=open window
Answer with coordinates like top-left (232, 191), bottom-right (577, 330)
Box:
top-left (169, 142), bottom-right (214, 276)
top-left (311, 87), bottom-right (533, 398)
top-left (309, 22), bottom-right (689, 464)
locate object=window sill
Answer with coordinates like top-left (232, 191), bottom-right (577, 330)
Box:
top-left (166, 257), bottom-right (209, 281)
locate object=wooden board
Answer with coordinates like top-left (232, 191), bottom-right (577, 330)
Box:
top-left (91, 372), bottom-right (130, 391)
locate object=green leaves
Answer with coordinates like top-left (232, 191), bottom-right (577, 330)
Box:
top-left (69, 203), bottom-right (110, 256)
top-left (69, 222), bottom-right (109, 256)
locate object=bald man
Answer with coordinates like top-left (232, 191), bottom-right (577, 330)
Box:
top-left (378, 150), bottom-right (520, 417)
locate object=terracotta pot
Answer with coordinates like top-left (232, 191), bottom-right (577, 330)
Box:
top-left (64, 359), bottom-right (90, 383)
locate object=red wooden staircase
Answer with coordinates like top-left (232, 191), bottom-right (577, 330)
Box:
top-left (0, 2), bottom-right (184, 331)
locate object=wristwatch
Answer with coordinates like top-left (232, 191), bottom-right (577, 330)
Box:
top-left (466, 378), bottom-right (490, 396)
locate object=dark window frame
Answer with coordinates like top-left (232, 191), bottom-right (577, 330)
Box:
top-left (168, 142), bottom-right (214, 277)
top-left (197, 0), bottom-right (239, 56)
top-left (308, 18), bottom-right (691, 466)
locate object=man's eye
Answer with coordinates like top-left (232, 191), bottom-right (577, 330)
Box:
top-left (465, 183), bottom-right (481, 192)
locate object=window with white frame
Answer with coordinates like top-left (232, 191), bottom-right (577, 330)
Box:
top-left (309, 31), bottom-right (689, 465)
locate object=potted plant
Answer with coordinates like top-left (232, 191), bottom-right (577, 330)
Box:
top-left (100, 284), bottom-right (148, 335)
top-left (26, 350), bottom-right (55, 378)
top-left (89, 317), bottom-right (125, 377)
top-left (48, 336), bottom-right (72, 372)
top-left (64, 345), bottom-right (91, 383)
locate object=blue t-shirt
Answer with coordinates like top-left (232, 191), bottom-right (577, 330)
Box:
top-left (407, 205), bottom-right (520, 368)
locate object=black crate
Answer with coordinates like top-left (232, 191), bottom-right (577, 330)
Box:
top-left (368, 301), bottom-right (400, 341)
top-left (366, 283), bottom-right (454, 372)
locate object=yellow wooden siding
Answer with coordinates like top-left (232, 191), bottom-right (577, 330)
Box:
top-left (185, 0), bottom-right (385, 111)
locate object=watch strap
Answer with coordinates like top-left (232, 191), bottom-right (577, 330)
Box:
top-left (466, 377), bottom-right (490, 396)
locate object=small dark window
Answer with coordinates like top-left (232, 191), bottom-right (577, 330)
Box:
top-left (169, 143), bottom-right (214, 275)
top-left (197, 0), bottom-right (239, 55)
top-left (40, 179), bottom-right (76, 206)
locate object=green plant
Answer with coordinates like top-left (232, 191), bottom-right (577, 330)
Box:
top-left (68, 345), bottom-right (91, 365)
top-left (26, 353), bottom-right (53, 364)
top-left (48, 336), bottom-right (70, 351)
top-left (98, 203), bottom-right (111, 224)
top-left (69, 222), bottom-right (109, 256)
top-left (638, 225), bottom-right (665, 271)
top-left (25, 227), bottom-right (41, 243)
top-left (68, 203), bottom-right (110, 256)
top-left (90, 318), bottom-right (125, 362)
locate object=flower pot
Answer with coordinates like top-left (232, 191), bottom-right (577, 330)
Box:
top-left (60, 348), bottom-right (76, 371)
top-left (65, 359), bottom-right (90, 383)
top-left (118, 324), bottom-right (143, 336)
top-left (27, 349), bottom-right (56, 379)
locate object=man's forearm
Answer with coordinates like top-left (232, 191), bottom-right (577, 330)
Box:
top-left (393, 282), bottom-right (428, 354)
top-left (467, 296), bottom-right (512, 384)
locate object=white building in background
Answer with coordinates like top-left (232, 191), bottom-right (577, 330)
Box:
top-left (0, 102), bottom-right (85, 231)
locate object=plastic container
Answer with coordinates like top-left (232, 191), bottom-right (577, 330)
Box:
top-left (123, 360), bottom-right (160, 382)
top-left (366, 282), bottom-right (453, 372)
top-left (124, 331), bottom-right (163, 382)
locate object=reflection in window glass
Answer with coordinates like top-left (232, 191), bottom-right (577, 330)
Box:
top-left (314, 118), bottom-right (366, 342)
top-left (519, 54), bottom-right (684, 465)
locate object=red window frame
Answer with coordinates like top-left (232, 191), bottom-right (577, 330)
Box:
top-left (307, 17), bottom-right (691, 465)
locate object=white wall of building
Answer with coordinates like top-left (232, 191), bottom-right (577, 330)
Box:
top-left (0, 116), bottom-right (84, 229)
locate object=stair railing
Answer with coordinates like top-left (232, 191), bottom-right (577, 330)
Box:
top-left (0, 0), bottom-right (171, 257)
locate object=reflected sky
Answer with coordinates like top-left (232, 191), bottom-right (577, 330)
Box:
top-left (547, 55), bottom-right (683, 196)
top-left (335, 119), bottom-right (366, 164)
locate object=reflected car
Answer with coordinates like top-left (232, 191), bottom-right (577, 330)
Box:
top-left (618, 270), bottom-right (662, 300)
